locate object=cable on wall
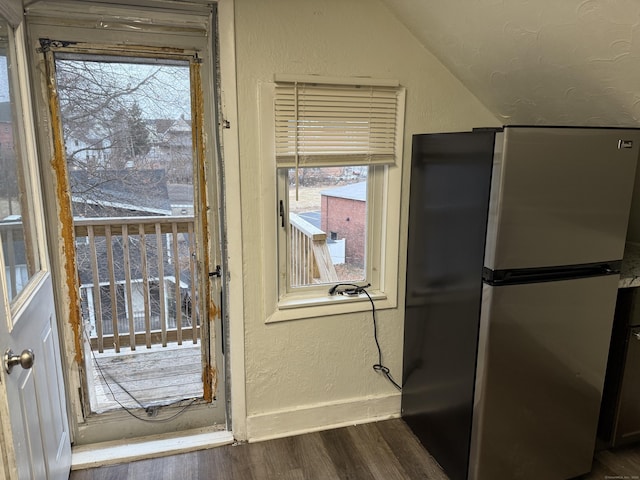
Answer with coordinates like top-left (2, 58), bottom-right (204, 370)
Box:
top-left (328, 283), bottom-right (402, 390)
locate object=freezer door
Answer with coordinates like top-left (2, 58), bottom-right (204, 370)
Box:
top-left (485, 127), bottom-right (640, 270)
top-left (469, 275), bottom-right (619, 480)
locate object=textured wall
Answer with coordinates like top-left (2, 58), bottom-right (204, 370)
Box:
top-left (232, 0), bottom-right (499, 438)
top-left (382, 0), bottom-right (640, 127)
top-left (382, 0), bottom-right (640, 243)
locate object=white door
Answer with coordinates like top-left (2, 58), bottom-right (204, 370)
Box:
top-left (0, 18), bottom-right (71, 480)
top-left (1, 276), bottom-right (71, 480)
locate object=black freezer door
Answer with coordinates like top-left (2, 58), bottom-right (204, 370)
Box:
top-left (402, 131), bottom-right (494, 480)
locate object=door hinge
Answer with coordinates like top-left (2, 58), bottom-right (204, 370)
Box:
top-left (37, 38), bottom-right (76, 53)
top-left (209, 265), bottom-right (222, 278)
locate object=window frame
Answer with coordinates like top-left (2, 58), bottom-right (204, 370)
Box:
top-left (261, 76), bottom-right (405, 323)
top-left (277, 164), bottom-right (383, 294)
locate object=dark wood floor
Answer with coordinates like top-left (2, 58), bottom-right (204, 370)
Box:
top-left (70, 419), bottom-right (640, 480)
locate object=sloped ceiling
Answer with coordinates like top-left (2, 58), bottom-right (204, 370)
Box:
top-left (381, 0), bottom-right (640, 127)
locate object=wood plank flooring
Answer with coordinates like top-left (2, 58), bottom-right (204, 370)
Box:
top-left (590, 443), bottom-right (640, 479)
top-left (88, 342), bottom-right (203, 413)
top-left (69, 419), bottom-right (640, 479)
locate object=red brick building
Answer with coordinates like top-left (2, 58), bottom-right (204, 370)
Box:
top-left (320, 182), bottom-right (366, 268)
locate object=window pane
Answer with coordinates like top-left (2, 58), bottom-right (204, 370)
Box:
top-left (287, 166), bottom-right (367, 287)
top-left (54, 57), bottom-right (193, 218)
top-left (0, 22), bottom-right (40, 301)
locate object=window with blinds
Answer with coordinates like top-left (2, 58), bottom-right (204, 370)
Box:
top-left (269, 76), bottom-right (406, 314)
top-left (274, 80), bottom-right (404, 168)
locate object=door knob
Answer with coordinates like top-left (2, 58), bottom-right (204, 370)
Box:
top-left (4, 349), bottom-right (35, 374)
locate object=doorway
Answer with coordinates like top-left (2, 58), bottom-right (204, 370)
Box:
top-left (25, 4), bottom-right (227, 444)
top-left (55, 53), bottom-right (206, 415)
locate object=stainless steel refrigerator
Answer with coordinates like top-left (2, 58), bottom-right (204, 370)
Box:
top-left (401, 126), bottom-right (640, 480)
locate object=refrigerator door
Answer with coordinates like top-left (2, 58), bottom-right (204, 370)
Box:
top-left (469, 274), bottom-right (619, 480)
top-left (402, 132), bottom-right (494, 480)
top-left (484, 127), bottom-right (640, 271)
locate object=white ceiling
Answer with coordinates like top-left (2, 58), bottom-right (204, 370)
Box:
top-left (381, 0), bottom-right (640, 127)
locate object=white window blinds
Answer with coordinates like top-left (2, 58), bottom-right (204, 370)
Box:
top-left (274, 80), bottom-right (404, 168)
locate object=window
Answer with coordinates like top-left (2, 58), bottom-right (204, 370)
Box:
top-left (286, 166), bottom-right (368, 287)
top-left (0, 21), bottom-right (43, 303)
top-left (268, 75), bottom-right (405, 318)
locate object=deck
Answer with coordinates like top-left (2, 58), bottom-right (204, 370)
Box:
top-left (87, 342), bottom-right (203, 414)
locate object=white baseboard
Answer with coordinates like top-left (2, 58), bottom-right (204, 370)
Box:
top-left (246, 393), bottom-right (401, 443)
top-left (71, 394), bottom-right (402, 468)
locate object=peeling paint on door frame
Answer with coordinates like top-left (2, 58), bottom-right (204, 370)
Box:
top-left (42, 46), bottom-right (85, 366)
top-left (191, 57), bottom-right (218, 403)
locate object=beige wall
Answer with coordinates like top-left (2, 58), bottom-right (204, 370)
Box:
top-left (232, 0), bottom-right (499, 440)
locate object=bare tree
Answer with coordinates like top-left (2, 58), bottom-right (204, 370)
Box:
top-left (55, 58), bottom-right (192, 188)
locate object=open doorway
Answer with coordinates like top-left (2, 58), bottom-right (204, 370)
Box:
top-left (26, 3), bottom-right (227, 444)
top-left (54, 55), bottom-right (205, 414)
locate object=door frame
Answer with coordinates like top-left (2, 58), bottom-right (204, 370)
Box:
top-left (24, 1), bottom-right (238, 444)
top-left (215, 0), bottom-right (246, 441)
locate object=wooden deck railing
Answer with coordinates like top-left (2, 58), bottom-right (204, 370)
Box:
top-left (74, 216), bottom-right (199, 353)
top-left (289, 213), bottom-right (338, 286)
top-left (74, 213), bottom-right (336, 351)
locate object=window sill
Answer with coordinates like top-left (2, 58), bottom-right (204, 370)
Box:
top-left (266, 290), bottom-right (394, 324)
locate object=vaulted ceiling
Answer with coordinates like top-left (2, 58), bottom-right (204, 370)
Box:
top-left (381, 0), bottom-right (640, 127)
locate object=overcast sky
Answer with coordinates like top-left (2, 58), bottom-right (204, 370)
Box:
top-left (56, 59), bottom-right (192, 121)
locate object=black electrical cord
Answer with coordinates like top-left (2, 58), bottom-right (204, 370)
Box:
top-left (329, 284), bottom-right (402, 390)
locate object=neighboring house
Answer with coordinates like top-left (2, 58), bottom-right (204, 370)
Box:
top-left (148, 115), bottom-right (193, 184)
top-left (321, 181), bottom-right (367, 268)
top-left (65, 114), bottom-right (193, 185)
top-left (64, 131), bottom-right (110, 170)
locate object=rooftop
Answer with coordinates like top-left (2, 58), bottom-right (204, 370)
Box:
top-left (70, 169), bottom-right (172, 216)
top-left (321, 182), bottom-right (366, 202)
